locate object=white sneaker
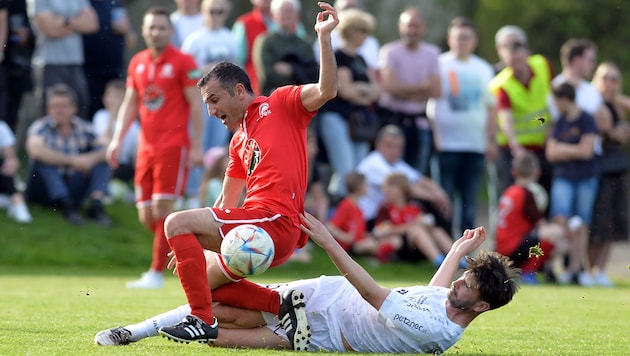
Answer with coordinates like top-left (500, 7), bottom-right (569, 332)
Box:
top-left (8, 202), bottom-right (32, 224)
top-left (577, 271), bottom-right (595, 287)
top-left (594, 272), bottom-right (613, 287)
top-left (0, 194), bottom-right (10, 209)
top-left (126, 270), bottom-right (163, 289)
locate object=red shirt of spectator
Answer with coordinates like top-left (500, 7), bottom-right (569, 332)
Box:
top-left (329, 198), bottom-right (367, 252)
top-left (127, 44), bottom-right (200, 149)
top-left (234, 8), bottom-right (267, 95)
top-left (495, 184), bottom-right (542, 256)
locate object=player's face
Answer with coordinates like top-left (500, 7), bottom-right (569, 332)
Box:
top-left (200, 79), bottom-right (245, 131)
top-left (142, 14), bottom-right (172, 52)
top-left (447, 275), bottom-right (482, 312)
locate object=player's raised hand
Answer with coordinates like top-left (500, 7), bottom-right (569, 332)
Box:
top-left (451, 227), bottom-right (486, 257)
top-left (314, 2), bottom-right (338, 36)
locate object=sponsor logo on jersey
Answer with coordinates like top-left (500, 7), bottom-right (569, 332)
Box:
top-left (258, 102), bottom-right (272, 121)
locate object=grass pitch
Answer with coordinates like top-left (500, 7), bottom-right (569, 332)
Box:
top-left (0, 273), bottom-right (628, 355)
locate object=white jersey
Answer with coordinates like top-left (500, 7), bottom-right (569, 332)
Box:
top-left (356, 151), bottom-right (421, 220)
top-left (0, 121), bottom-right (16, 149)
top-left (262, 276), bottom-right (464, 354)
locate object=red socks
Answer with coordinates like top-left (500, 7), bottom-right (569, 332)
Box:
top-left (150, 218), bottom-right (170, 271)
top-left (213, 279), bottom-right (281, 315)
top-left (167, 233), bottom-right (215, 323)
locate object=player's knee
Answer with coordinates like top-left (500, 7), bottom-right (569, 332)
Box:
top-left (164, 211), bottom-right (186, 237)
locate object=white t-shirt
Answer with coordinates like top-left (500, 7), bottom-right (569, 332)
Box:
top-left (356, 151), bottom-right (421, 220)
top-left (263, 276), bottom-right (464, 354)
top-left (427, 52), bottom-right (496, 153)
top-left (92, 109), bottom-right (139, 165)
top-left (0, 121), bottom-right (16, 149)
top-left (181, 27), bottom-right (238, 68)
top-left (170, 12), bottom-right (204, 48)
top-left (547, 74), bottom-right (603, 121)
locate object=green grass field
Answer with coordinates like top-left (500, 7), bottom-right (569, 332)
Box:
top-left (1, 202), bottom-right (629, 355)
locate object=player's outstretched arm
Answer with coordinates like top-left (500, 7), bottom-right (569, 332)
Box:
top-left (429, 227), bottom-right (486, 288)
top-left (300, 212), bottom-right (391, 310)
top-left (301, 2), bottom-right (338, 112)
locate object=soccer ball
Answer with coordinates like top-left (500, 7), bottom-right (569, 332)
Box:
top-left (221, 224), bottom-right (275, 277)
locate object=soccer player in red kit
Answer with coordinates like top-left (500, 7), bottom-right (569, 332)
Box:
top-left (106, 7), bottom-right (204, 289)
top-left (156, 2), bottom-right (339, 350)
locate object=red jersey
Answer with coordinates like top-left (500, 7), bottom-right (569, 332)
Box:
top-left (234, 9), bottom-right (267, 95)
top-left (329, 198), bottom-right (366, 251)
top-left (127, 45), bottom-right (201, 149)
top-left (226, 85), bottom-right (314, 224)
top-left (375, 202), bottom-right (423, 226)
top-left (495, 184), bottom-right (542, 256)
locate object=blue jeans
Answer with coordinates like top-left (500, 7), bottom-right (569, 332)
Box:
top-left (414, 127), bottom-right (433, 176)
top-left (185, 108), bottom-right (230, 199)
top-left (438, 151), bottom-right (485, 233)
top-left (318, 111), bottom-right (369, 196)
top-left (549, 176), bottom-right (599, 225)
top-left (26, 161), bottom-right (111, 208)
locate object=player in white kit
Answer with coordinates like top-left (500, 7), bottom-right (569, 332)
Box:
top-left (95, 213), bottom-right (520, 353)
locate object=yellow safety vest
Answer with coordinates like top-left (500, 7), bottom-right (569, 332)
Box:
top-left (489, 55), bottom-right (551, 147)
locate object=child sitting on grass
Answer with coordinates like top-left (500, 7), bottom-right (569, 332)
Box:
top-left (495, 151), bottom-right (569, 284)
top-left (374, 173), bottom-right (459, 267)
top-left (326, 171), bottom-right (400, 262)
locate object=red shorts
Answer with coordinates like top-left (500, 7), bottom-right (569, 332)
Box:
top-left (134, 146), bottom-right (188, 206)
top-left (209, 207), bottom-right (307, 269)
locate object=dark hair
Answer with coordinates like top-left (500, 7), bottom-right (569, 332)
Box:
top-left (197, 62), bottom-right (254, 95)
top-left (560, 38), bottom-right (596, 68)
top-left (464, 251), bottom-right (520, 310)
top-left (345, 171), bottom-right (366, 194)
top-left (448, 16), bottom-right (477, 35)
top-left (512, 151), bottom-right (539, 179)
top-left (384, 173), bottom-right (411, 199)
top-left (552, 81), bottom-right (576, 101)
top-left (46, 83), bottom-right (77, 105)
top-left (144, 6), bottom-right (172, 25)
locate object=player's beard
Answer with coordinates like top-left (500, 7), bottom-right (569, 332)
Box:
top-left (447, 292), bottom-right (476, 312)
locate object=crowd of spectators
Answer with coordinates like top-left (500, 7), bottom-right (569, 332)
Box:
top-left (0, 0), bottom-right (628, 288)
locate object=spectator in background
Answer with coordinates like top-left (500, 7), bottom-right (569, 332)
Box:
top-left (180, 0), bottom-right (236, 209)
top-left (427, 17), bottom-right (497, 236)
top-left (0, 120), bottom-right (32, 223)
top-left (252, 0), bottom-right (318, 96)
top-left (374, 172), bottom-right (457, 266)
top-left (326, 171), bottom-right (398, 262)
top-left (83, 0), bottom-right (136, 121)
top-left (495, 151), bottom-right (569, 284)
top-left (25, 83), bottom-right (111, 226)
top-left (357, 125), bottom-right (451, 228)
top-left (1, 0), bottom-right (35, 134)
top-left (107, 7), bottom-right (203, 289)
top-left (548, 39), bottom-right (608, 125)
top-left (378, 7), bottom-right (441, 176)
top-left (232, 0), bottom-right (306, 95)
top-left (92, 78), bottom-right (139, 197)
top-left (28, 0), bottom-right (99, 120)
top-left (489, 25), bottom-right (552, 196)
top-left (304, 126), bottom-right (329, 222)
top-left (170, 0), bottom-right (202, 48)
top-left (198, 146), bottom-right (228, 208)
top-left (545, 82), bottom-right (599, 286)
top-left (317, 8), bottom-right (379, 198)
top-left (588, 62), bottom-right (630, 287)
top-left (313, 0), bottom-right (380, 71)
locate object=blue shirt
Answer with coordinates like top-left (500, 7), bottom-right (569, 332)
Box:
top-left (551, 111), bottom-right (600, 179)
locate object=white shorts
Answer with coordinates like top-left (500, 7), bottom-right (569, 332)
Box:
top-left (261, 276), bottom-right (350, 352)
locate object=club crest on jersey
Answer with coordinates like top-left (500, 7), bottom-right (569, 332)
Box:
top-left (243, 139), bottom-right (261, 176)
top-left (258, 102), bottom-right (271, 121)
